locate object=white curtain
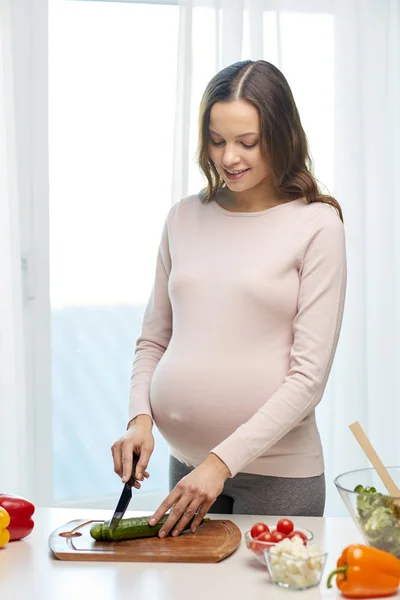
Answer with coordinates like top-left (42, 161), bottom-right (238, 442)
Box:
top-left (0, 0), bottom-right (50, 504)
top-left (172, 0), bottom-right (400, 516)
top-left (2, 0), bottom-right (400, 514)
top-left (0, 0), bottom-right (28, 495)
top-left (328, 0), bottom-right (400, 513)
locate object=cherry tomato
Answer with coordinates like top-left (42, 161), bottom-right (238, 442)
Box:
top-left (250, 522), bottom-right (269, 539)
top-left (276, 518), bottom-right (294, 535)
top-left (288, 530), bottom-right (307, 545)
top-left (249, 541), bottom-right (263, 556)
top-left (271, 530), bottom-right (287, 543)
top-left (256, 531), bottom-right (274, 543)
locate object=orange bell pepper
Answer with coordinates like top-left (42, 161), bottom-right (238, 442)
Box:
top-left (0, 507), bottom-right (10, 548)
top-left (327, 544), bottom-right (400, 598)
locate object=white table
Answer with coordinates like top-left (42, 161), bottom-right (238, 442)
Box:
top-left (0, 508), bottom-right (363, 600)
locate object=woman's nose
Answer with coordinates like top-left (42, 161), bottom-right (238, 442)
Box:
top-left (222, 146), bottom-right (241, 167)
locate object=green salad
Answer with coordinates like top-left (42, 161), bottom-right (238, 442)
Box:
top-left (354, 484), bottom-right (400, 557)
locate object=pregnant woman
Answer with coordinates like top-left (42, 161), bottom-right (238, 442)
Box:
top-left (111, 59), bottom-right (347, 538)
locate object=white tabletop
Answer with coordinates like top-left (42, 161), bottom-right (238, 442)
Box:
top-left (0, 508), bottom-right (364, 600)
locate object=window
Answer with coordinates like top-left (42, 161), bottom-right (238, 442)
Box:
top-left (49, 0), bottom-right (179, 507)
top-left (49, 0), bottom-right (334, 508)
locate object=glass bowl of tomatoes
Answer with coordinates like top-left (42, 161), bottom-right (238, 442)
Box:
top-left (244, 518), bottom-right (314, 566)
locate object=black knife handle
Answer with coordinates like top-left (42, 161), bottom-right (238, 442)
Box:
top-left (126, 452), bottom-right (140, 489)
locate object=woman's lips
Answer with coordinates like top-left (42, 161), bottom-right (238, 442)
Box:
top-left (223, 168), bottom-right (250, 181)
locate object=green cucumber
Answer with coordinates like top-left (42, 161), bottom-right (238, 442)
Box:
top-left (90, 515), bottom-right (210, 542)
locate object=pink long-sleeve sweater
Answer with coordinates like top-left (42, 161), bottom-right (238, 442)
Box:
top-left (128, 194), bottom-right (347, 478)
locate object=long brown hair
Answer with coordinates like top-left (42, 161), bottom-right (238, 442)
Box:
top-left (197, 60), bottom-right (343, 222)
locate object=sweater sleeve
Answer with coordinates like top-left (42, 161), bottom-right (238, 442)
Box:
top-left (211, 207), bottom-right (347, 477)
top-left (128, 210), bottom-right (174, 424)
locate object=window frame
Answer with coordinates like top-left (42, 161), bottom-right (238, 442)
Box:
top-left (68, 0), bottom-right (333, 12)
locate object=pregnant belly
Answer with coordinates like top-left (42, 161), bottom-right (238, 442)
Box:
top-left (150, 352), bottom-right (287, 458)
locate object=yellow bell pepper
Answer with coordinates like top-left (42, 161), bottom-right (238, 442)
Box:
top-left (0, 506), bottom-right (10, 548)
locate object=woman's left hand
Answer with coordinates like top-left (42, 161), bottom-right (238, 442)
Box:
top-left (149, 453), bottom-right (231, 538)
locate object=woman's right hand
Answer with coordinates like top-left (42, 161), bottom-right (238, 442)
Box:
top-left (111, 415), bottom-right (154, 487)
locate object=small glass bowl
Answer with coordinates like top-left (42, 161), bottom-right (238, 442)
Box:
top-left (244, 528), bottom-right (314, 567)
top-left (264, 546), bottom-right (328, 590)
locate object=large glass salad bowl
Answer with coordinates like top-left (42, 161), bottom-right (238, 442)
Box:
top-left (334, 467), bottom-right (400, 558)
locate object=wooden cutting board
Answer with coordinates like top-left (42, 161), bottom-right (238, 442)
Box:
top-left (49, 518), bottom-right (242, 563)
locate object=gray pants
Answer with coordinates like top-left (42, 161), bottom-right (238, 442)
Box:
top-left (169, 455), bottom-right (326, 516)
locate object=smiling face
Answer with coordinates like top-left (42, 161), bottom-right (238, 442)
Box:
top-left (208, 99), bottom-right (272, 193)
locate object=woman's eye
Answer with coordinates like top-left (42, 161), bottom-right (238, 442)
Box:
top-left (209, 140), bottom-right (258, 148)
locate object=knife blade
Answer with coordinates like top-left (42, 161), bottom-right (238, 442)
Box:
top-left (109, 452), bottom-right (139, 532)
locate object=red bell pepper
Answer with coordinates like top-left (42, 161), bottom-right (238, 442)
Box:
top-left (0, 494), bottom-right (35, 541)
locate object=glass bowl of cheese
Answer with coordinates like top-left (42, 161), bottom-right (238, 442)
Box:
top-left (264, 536), bottom-right (328, 590)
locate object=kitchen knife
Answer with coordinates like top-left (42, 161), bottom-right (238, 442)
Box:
top-left (109, 452), bottom-right (139, 532)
